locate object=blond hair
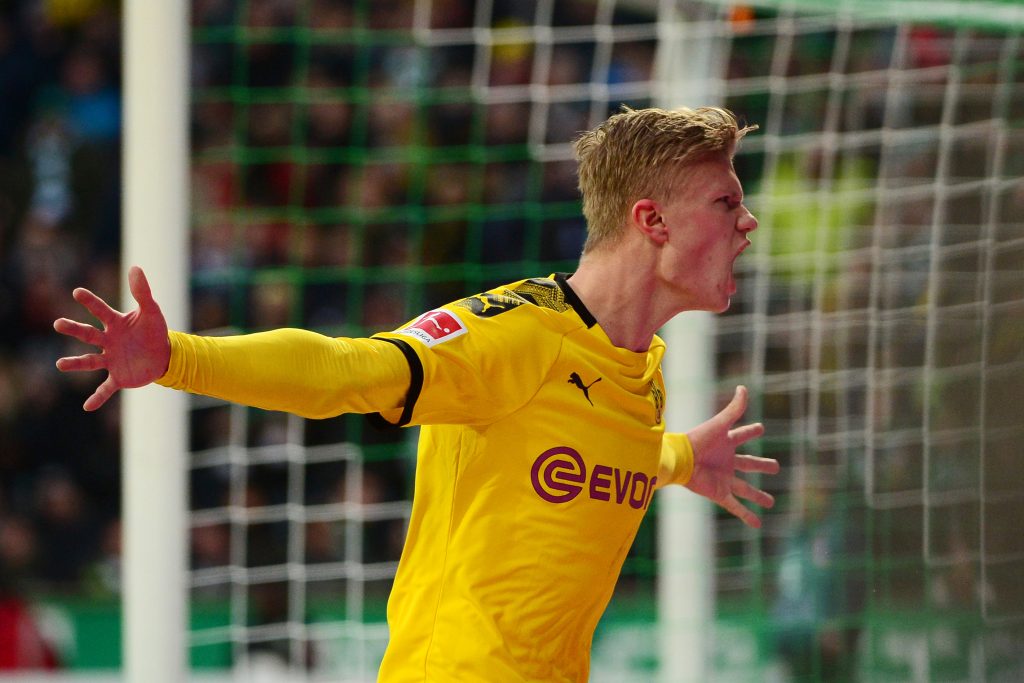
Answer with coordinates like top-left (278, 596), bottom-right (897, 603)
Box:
top-left (573, 106), bottom-right (756, 254)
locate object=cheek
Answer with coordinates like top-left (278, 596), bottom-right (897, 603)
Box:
top-left (684, 218), bottom-right (725, 261)
top-left (690, 236), bottom-right (721, 271)
top-left (667, 217), bottom-right (728, 276)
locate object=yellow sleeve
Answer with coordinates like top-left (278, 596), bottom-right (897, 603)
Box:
top-left (657, 432), bottom-right (695, 488)
top-left (372, 302), bottom-right (564, 427)
top-left (155, 329), bottom-right (410, 420)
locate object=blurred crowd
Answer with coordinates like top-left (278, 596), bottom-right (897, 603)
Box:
top-left (0, 0), bottom-right (122, 606)
top-left (0, 0), bottom-right (655, 669)
top-left (0, 0), bottom-right (122, 669)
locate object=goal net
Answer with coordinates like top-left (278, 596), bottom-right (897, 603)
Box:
top-left (185, 1), bottom-right (669, 680)
top-left (678, 0), bottom-right (1024, 680)
top-left (175, 0), bottom-right (1024, 680)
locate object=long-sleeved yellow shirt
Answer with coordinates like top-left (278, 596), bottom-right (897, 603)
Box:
top-left (158, 274), bottom-right (693, 682)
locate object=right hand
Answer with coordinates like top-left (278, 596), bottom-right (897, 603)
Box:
top-left (54, 265), bottom-right (171, 411)
top-left (685, 385), bottom-right (778, 529)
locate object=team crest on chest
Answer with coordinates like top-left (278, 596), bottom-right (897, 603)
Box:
top-left (650, 380), bottom-right (664, 425)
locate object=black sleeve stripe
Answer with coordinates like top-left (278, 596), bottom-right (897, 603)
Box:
top-left (366, 336), bottom-right (424, 429)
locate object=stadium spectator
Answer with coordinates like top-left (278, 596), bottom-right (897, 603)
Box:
top-left (0, 516), bottom-right (61, 670)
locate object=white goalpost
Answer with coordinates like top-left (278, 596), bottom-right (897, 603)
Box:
top-left (653, 2), bottom-right (724, 681)
top-left (122, 1), bottom-right (189, 681)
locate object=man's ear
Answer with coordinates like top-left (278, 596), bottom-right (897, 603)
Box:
top-left (630, 199), bottom-right (668, 245)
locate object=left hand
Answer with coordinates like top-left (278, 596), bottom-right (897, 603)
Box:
top-left (685, 385), bottom-right (779, 528)
top-left (54, 266), bottom-right (171, 411)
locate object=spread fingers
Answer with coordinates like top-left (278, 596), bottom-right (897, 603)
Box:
top-left (56, 353), bottom-right (106, 373)
top-left (54, 318), bottom-right (105, 347)
top-left (732, 476), bottom-right (775, 509)
top-left (735, 453), bottom-right (780, 475)
top-left (72, 287), bottom-right (119, 328)
top-left (719, 494), bottom-right (762, 529)
top-left (83, 376), bottom-right (119, 412)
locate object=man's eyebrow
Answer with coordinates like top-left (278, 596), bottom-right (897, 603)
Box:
top-left (728, 181), bottom-right (745, 201)
top-left (713, 185), bottom-right (743, 200)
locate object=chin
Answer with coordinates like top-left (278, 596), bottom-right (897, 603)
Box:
top-left (693, 296), bottom-right (731, 313)
top-left (711, 286), bottom-right (734, 312)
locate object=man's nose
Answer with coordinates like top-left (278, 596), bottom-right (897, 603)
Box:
top-left (738, 207), bottom-right (758, 233)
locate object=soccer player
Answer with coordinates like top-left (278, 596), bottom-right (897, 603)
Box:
top-left (55, 107), bottom-right (779, 681)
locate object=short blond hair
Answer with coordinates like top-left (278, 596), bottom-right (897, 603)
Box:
top-left (574, 106), bottom-right (756, 254)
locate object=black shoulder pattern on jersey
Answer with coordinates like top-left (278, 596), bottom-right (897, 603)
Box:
top-left (452, 277), bottom-right (570, 318)
top-left (513, 278), bottom-right (569, 312)
top-left (453, 289), bottom-right (530, 318)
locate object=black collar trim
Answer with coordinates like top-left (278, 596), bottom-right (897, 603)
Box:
top-left (554, 272), bottom-right (597, 329)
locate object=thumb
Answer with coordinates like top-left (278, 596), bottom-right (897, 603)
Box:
top-left (718, 385), bottom-right (749, 426)
top-left (128, 266), bottom-right (159, 313)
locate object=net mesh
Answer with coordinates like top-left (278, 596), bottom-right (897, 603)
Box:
top-left (187, 0), bottom-right (665, 678)
top-left (683, 1), bottom-right (1024, 679)
top-left (185, 0), bottom-right (1024, 679)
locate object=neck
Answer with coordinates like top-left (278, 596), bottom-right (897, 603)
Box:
top-left (566, 245), bottom-right (679, 352)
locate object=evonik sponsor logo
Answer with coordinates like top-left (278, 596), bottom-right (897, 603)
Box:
top-left (530, 446), bottom-right (657, 509)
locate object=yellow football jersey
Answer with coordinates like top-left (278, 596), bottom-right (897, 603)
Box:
top-left (155, 274), bottom-right (694, 682)
top-left (372, 274), bottom-right (672, 682)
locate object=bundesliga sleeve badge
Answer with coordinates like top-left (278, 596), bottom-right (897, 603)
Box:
top-left (395, 309), bottom-right (468, 347)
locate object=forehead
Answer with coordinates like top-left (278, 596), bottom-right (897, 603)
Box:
top-left (669, 157), bottom-right (742, 197)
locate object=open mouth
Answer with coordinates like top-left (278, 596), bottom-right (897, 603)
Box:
top-left (734, 240), bottom-right (751, 259)
top-left (728, 241), bottom-right (750, 295)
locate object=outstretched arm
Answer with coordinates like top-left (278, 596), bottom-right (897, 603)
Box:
top-left (684, 385), bottom-right (779, 528)
top-left (54, 266), bottom-right (171, 411)
top-left (55, 266), bottom-right (412, 419)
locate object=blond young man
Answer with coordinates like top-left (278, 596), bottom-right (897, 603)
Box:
top-left (56, 107), bottom-right (779, 681)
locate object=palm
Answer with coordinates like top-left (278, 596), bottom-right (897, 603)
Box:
top-left (685, 386), bottom-right (779, 528)
top-left (54, 266), bottom-right (170, 411)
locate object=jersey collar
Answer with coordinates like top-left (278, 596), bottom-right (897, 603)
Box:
top-left (553, 272), bottom-right (598, 329)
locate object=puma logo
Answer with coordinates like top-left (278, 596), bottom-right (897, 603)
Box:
top-left (568, 372), bottom-right (602, 406)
